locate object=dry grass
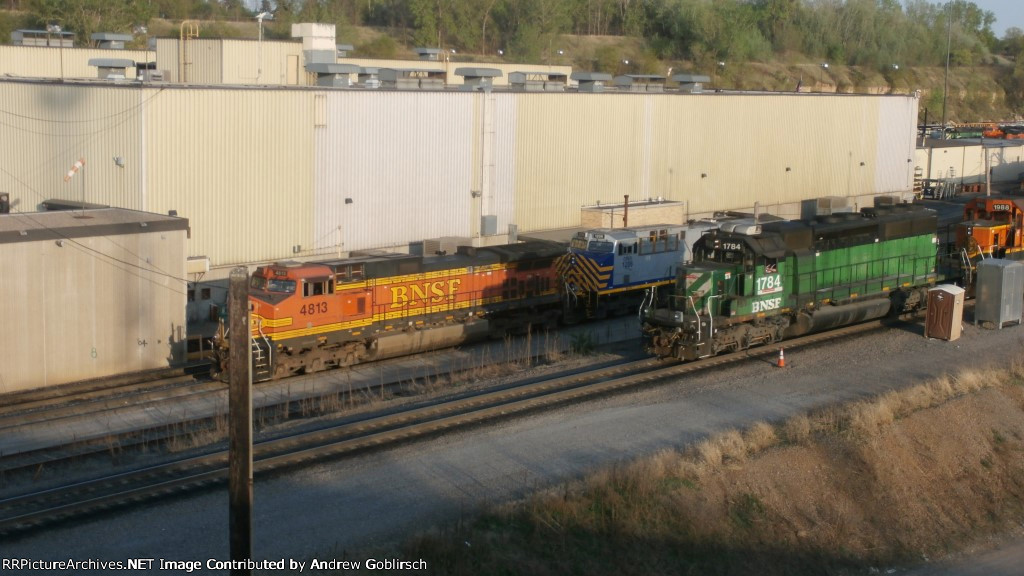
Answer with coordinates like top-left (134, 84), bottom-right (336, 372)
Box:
top-left (393, 358), bottom-right (1024, 576)
top-left (164, 414), bottom-right (229, 453)
top-left (154, 329), bottom-right (582, 455)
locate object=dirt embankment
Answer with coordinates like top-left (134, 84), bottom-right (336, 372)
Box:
top-left (394, 365), bottom-right (1024, 576)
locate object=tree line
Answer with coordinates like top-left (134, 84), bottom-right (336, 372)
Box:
top-left (4, 0), bottom-right (1023, 110)
top-left (4, 1), bottom-right (1020, 64)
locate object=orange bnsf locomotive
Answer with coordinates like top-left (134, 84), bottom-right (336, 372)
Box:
top-left (213, 241), bottom-right (565, 381)
top-left (956, 196), bottom-right (1024, 262)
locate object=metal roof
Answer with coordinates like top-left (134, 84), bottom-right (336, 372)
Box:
top-left (671, 73), bottom-right (711, 83)
top-left (0, 207), bottom-right (189, 245)
top-left (454, 67), bottom-right (503, 78)
top-left (305, 62), bottom-right (360, 74)
top-left (88, 58), bottom-right (136, 68)
top-left (570, 72), bottom-right (612, 81)
top-left (91, 33), bottom-right (132, 42)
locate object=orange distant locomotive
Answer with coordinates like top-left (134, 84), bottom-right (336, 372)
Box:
top-left (214, 241), bottom-right (564, 381)
top-left (956, 196), bottom-right (1024, 264)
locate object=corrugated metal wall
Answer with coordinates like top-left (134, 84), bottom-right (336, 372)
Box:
top-left (157, 37), bottom-right (223, 84)
top-left (0, 45), bottom-right (148, 79)
top-left (0, 78), bottom-right (921, 270)
top-left (315, 90), bottom-right (475, 253)
top-left (875, 95), bottom-right (918, 192)
top-left (143, 87), bottom-right (315, 264)
top-left (914, 141), bottom-right (1024, 183)
top-left (0, 81), bottom-right (145, 210)
top-left (508, 92), bottom-right (917, 229)
top-left (154, 39), bottom-right (572, 88)
top-left (0, 230), bottom-right (186, 392)
top-left (512, 93), bottom-right (648, 230)
top-left (0, 80), bottom-right (314, 266)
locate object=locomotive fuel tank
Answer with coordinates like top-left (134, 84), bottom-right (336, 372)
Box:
top-left (784, 298), bottom-right (893, 338)
top-left (372, 320), bottom-right (491, 360)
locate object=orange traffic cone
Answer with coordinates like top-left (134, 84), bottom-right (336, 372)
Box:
top-left (777, 348), bottom-right (786, 368)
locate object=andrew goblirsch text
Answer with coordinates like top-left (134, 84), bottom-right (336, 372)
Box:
top-left (2, 557), bottom-right (427, 572)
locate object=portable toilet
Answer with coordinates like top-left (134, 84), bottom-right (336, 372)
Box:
top-left (925, 285), bottom-right (965, 340)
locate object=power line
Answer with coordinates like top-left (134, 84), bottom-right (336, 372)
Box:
top-left (0, 163), bottom-right (191, 288)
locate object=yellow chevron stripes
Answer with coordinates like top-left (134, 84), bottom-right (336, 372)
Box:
top-left (555, 253), bottom-right (612, 293)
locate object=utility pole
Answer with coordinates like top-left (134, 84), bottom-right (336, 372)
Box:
top-left (940, 2), bottom-right (953, 134)
top-left (228, 267), bottom-right (253, 576)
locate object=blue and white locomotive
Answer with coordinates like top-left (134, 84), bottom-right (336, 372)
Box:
top-left (555, 224), bottom-right (698, 322)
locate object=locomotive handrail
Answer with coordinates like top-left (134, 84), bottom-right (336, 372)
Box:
top-left (637, 287), bottom-right (655, 324)
top-left (704, 294), bottom-right (721, 353)
top-left (255, 318), bottom-right (271, 369)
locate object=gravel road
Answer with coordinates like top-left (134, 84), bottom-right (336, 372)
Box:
top-left (5, 314), bottom-right (1024, 575)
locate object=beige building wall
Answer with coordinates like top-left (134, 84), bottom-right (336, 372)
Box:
top-left (154, 38), bottom-right (570, 88)
top-left (158, 38), bottom-right (299, 84)
top-left (510, 92), bottom-right (918, 229)
top-left (915, 140), bottom-right (1024, 183)
top-left (314, 90), bottom-right (476, 254)
top-left (0, 220), bottom-right (187, 393)
top-left (580, 201), bottom-right (686, 229)
top-left (0, 45), bottom-right (148, 79)
top-left (141, 87), bottom-right (316, 265)
top-left (0, 77), bottom-right (920, 273)
top-left (0, 80), bottom-right (315, 268)
top-left (157, 37), bottom-right (224, 84)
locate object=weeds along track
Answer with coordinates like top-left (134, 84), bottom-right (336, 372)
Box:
top-left (0, 364), bottom-right (213, 421)
top-left (0, 320), bottom-right (888, 536)
top-left (0, 367), bottom-right (223, 470)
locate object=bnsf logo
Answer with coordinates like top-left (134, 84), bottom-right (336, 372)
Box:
top-left (751, 298), bottom-right (782, 313)
top-left (390, 279), bottom-right (462, 309)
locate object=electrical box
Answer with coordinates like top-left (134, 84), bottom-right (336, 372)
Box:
top-left (975, 259), bottom-right (1024, 329)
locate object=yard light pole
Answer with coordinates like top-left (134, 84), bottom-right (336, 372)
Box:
top-left (941, 2), bottom-right (953, 136)
top-left (133, 25), bottom-right (148, 80)
top-left (256, 11), bottom-right (271, 83)
top-left (47, 23), bottom-right (64, 80)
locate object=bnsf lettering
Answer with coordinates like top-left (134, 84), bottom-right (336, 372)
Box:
top-left (751, 298), bottom-right (782, 313)
top-left (391, 279), bottom-right (462, 309)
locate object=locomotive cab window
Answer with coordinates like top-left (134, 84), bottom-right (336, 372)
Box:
top-left (258, 277), bottom-right (295, 294)
top-left (336, 264), bottom-right (365, 283)
top-left (304, 278), bottom-right (333, 297)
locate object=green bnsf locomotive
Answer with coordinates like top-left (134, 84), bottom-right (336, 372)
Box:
top-left (642, 204), bottom-right (938, 361)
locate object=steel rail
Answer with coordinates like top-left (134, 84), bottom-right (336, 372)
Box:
top-left (0, 319), bottom-right (888, 535)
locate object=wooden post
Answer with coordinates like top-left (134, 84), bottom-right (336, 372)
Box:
top-left (228, 267), bottom-right (253, 575)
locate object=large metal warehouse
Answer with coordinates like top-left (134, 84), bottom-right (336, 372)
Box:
top-left (0, 208), bottom-right (189, 392)
top-left (0, 77), bottom-right (921, 273)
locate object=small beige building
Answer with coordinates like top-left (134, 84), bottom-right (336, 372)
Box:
top-left (0, 206), bottom-right (189, 392)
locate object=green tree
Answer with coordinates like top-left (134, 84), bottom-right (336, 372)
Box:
top-left (26, 0), bottom-right (152, 45)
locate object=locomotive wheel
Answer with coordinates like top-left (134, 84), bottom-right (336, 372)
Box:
top-left (273, 363), bottom-right (289, 379)
top-left (309, 357), bottom-right (324, 373)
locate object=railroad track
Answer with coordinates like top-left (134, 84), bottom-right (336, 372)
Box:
top-left (0, 364), bottom-right (213, 423)
top-left (0, 319), bottom-right (890, 535)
